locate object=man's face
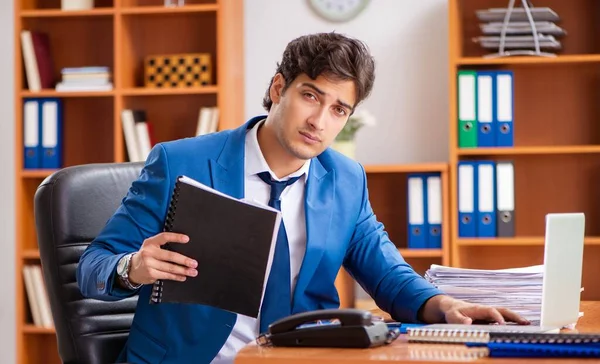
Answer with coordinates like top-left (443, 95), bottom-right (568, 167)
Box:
top-left (268, 73), bottom-right (356, 160)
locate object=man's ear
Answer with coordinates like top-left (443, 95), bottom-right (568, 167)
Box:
top-left (269, 73), bottom-right (285, 105)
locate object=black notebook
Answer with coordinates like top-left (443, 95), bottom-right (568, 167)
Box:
top-left (150, 175), bottom-right (281, 318)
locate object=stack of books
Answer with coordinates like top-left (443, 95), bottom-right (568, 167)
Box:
top-left (55, 66), bottom-right (113, 92)
top-left (472, 6), bottom-right (566, 54)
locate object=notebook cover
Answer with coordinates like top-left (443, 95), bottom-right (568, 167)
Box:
top-left (487, 342), bottom-right (600, 358)
top-left (150, 176), bottom-right (279, 318)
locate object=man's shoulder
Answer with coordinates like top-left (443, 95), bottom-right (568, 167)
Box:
top-left (158, 129), bottom-right (233, 159)
top-left (318, 147), bottom-right (365, 179)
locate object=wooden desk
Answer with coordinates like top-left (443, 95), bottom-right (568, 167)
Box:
top-left (235, 301), bottom-right (600, 364)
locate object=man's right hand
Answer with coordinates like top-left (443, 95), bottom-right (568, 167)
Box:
top-left (128, 232), bottom-right (198, 285)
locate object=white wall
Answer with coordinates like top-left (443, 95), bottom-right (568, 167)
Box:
top-left (244, 0), bottom-right (449, 165)
top-left (0, 1), bottom-right (15, 363)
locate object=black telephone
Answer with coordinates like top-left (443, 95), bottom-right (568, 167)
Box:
top-left (256, 308), bottom-right (399, 348)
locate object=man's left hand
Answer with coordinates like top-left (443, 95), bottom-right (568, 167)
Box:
top-left (420, 295), bottom-right (530, 325)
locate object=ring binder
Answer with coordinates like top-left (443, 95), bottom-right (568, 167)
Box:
top-left (150, 179), bottom-right (182, 304)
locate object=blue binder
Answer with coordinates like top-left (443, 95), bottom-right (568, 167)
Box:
top-left (476, 71), bottom-right (496, 147)
top-left (40, 98), bottom-right (63, 169)
top-left (495, 71), bottom-right (514, 147)
top-left (476, 161), bottom-right (496, 237)
top-left (424, 173), bottom-right (442, 248)
top-left (458, 161), bottom-right (477, 237)
top-left (23, 99), bottom-right (42, 169)
top-left (407, 174), bottom-right (427, 249)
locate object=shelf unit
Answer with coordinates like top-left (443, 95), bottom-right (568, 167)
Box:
top-left (448, 0), bottom-right (600, 300)
top-left (336, 163), bottom-right (450, 310)
top-left (14, 0), bottom-right (243, 363)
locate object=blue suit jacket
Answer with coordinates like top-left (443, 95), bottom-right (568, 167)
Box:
top-left (76, 116), bottom-right (444, 363)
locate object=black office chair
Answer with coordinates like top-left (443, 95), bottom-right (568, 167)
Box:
top-left (34, 162), bottom-right (145, 364)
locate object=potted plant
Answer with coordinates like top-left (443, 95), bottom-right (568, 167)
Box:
top-left (331, 108), bottom-right (376, 159)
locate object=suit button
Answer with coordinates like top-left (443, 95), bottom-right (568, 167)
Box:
top-left (97, 281), bottom-right (105, 290)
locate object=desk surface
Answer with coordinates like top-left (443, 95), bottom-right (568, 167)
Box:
top-left (235, 301), bottom-right (600, 364)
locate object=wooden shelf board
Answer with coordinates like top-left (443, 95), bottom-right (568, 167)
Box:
top-left (22, 325), bottom-right (55, 334)
top-left (20, 8), bottom-right (114, 17)
top-left (20, 169), bottom-right (56, 178)
top-left (456, 54), bottom-right (600, 66)
top-left (457, 237), bottom-right (600, 246)
top-left (364, 163), bottom-right (448, 174)
top-left (120, 4), bottom-right (219, 15)
top-left (21, 90), bottom-right (114, 98)
top-left (121, 86), bottom-right (218, 96)
top-left (457, 145), bottom-right (600, 156)
top-left (398, 248), bottom-right (443, 258)
top-left (22, 249), bottom-right (40, 259)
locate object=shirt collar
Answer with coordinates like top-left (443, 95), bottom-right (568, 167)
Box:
top-left (245, 118), bottom-right (311, 181)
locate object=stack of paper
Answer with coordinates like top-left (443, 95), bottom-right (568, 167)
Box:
top-left (472, 6), bottom-right (566, 53)
top-left (424, 264), bottom-right (544, 322)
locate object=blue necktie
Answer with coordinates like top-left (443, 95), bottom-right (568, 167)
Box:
top-left (257, 171), bottom-right (301, 333)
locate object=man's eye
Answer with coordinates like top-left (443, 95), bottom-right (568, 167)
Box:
top-left (334, 107), bottom-right (346, 116)
top-left (304, 93), bottom-right (316, 100)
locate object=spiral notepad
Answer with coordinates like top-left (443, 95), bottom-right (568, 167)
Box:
top-left (406, 324), bottom-right (558, 344)
top-left (150, 175), bottom-right (280, 318)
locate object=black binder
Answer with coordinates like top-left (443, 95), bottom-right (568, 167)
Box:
top-left (150, 175), bottom-right (280, 318)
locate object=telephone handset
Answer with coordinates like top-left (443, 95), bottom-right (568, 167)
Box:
top-left (256, 308), bottom-right (400, 348)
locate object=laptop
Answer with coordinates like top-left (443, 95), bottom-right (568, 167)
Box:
top-left (538, 212), bottom-right (586, 329)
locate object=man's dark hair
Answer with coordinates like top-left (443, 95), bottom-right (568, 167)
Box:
top-left (262, 32), bottom-right (375, 112)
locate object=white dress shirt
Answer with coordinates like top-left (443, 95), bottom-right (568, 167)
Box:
top-left (212, 119), bottom-right (310, 363)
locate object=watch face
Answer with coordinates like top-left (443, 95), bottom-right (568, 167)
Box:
top-left (117, 255), bottom-right (128, 276)
top-left (308, 0), bottom-right (370, 22)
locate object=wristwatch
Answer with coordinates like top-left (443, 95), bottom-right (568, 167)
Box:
top-left (116, 252), bottom-right (143, 290)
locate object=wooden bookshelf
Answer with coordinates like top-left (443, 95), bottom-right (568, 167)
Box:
top-left (336, 163), bottom-right (450, 309)
top-left (14, 0), bottom-right (244, 363)
top-left (448, 0), bottom-right (600, 301)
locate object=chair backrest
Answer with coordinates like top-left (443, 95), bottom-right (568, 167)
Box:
top-left (34, 162), bottom-right (144, 364)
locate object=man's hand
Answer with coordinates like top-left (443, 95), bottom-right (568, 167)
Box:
top-left (128, 232), bottom-right (198, 285)
top-left (420, 295), bottom-right (530, 325)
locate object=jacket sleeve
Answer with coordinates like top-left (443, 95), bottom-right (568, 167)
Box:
top-left (76, 144), bottom-right (172, 300)
top-left (342, 164), bottom-right (445, 323)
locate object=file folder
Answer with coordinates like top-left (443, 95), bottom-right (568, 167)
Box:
top-left (477, 71), bottom-right (496, 147)
top-left (496, 71), bottom-right (514, 147)
top-left (407, 174), bottom-right (427, 249)
top-left (477, 161), bottom-right (496, 237)
top-left (496, 161), bottom-right (515, 237)
top-left (23, 99), bottom-right (41, 169)
top-left (458, 162), bottom-right (477, 237)
top-left (457, 71), bottom-right (477, 148)
top-left (40, 98), bottom-right (62, 169)
top-left (426, 174), bottom-right (442, 249)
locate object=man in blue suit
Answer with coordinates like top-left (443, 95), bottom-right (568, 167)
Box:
top-left (77, 32), bottom-right (527, 363)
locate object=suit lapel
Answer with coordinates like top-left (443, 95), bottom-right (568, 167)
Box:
top-left (292, 157), bottom-right (335, 313)
top-left (209, 116), bottom-right (264, 199)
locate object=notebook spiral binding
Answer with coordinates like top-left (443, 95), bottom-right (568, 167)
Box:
top-left (407, 328), bottom-right (491, 344)
top-left (149, 179), bottom-right (182, 304)
top-left (491, 333), bottom-right (600, 345)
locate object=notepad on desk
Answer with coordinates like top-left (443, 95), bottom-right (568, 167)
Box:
top-left (406, 323), bottom-right (560, 344)
top-left (149, 175), bottom-right (281, 318)
top-left (470, 332), bottom-right (600, 358)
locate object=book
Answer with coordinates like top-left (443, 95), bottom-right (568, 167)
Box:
top-left (406, 323), bottom-right (559, 344)
top-left (150, 175), bottom-right (281, 318)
